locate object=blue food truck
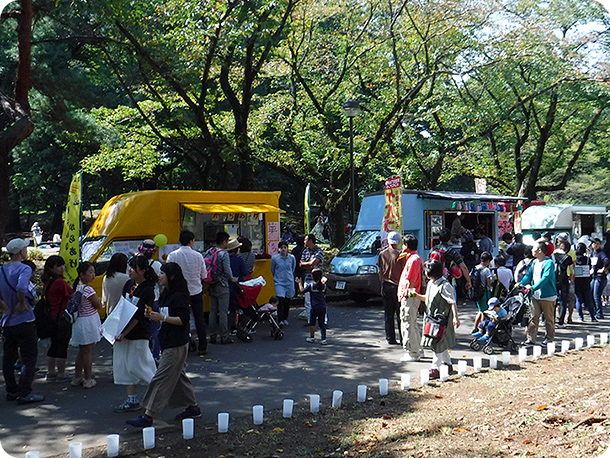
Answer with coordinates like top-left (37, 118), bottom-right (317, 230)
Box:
top-left (326, 189), bottom-right (524, 301)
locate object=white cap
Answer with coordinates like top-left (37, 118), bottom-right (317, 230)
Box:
top-left (6, 238), bottom-right (29, 255)
top-left (387, 231), bottom-right (401, 246)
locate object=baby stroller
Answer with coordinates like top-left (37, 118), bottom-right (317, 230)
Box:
top-left (236, 277), bottom-right (284, 342)
top-left (470, 288), bottom-right (527, 355)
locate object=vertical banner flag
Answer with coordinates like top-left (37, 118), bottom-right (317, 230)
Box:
top-left (59, 172), bottom-right (82, 285)
top-left (381, 177), bottom-right (402, 246)
top-left (304, 183), bottom-right (311, 234)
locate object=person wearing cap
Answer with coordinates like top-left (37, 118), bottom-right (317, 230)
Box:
top-left (589, 238), bottom-right (609, 320)
top-left (397, 233), bottom-right (423, 361)
top-left (139, 239), bottom-right (163, 360)
top-left (0, 238), bottom-right (45, 404)
top-left (376, 231), bottom-right (405, 345)
top-left (205, 231), bottom-right (238, 344)
top-left (167, 230), bottom-right (209, 354)
top-left (472, 297), bottom-right (508, 341)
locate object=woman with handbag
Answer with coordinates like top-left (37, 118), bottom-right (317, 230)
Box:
top-left (41, 256), bottom-right (74, 382)
top-left (412, 259), bottom-right (460, 379)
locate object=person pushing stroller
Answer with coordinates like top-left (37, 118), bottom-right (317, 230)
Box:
top-left (472, 297), bottom-right (507, 341)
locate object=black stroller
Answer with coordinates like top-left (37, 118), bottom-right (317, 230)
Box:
top-left (235, 281), bottom-right (284, 342)
top-left (470, 289), bottom-right (527, 355)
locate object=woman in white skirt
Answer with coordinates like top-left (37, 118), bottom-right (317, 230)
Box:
top-left (70, 262), bottom-right (102, 389)
top-left (113, 255), bottom-right (158, 413)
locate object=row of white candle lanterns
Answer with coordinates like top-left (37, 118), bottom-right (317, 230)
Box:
top-left (25, 332), bottom-right (610, 457)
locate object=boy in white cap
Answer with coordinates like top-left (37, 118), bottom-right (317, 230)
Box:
top-left (376, 231), bottom-right (405, 345)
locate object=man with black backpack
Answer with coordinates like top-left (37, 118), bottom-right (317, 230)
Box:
top-left (553, 239), bottom-right (574, 327)
top-left (470, 251), bottom-right (493, 333)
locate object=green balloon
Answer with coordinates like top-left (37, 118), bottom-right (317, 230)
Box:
top-left (153, 233), bottom-right (168, 247)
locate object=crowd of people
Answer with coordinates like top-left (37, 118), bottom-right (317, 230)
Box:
top-left (377, 227), bottom-right (609, 380)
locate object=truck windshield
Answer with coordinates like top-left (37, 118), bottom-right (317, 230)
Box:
top-left (337, 231), bottom-right (380, 256)
top-left (81, 236), bottom-right (106, 261)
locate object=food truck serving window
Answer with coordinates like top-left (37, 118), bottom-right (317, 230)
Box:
top-left (181, 204), bottom-right (270, 255)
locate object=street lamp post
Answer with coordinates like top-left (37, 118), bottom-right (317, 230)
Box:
top-left (342, 100), bottom-right (361, 229)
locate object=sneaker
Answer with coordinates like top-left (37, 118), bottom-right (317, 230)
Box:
top-left (592, 317), bottom-right (600, 322)
top-left (45, 374), bottom-right (57, 382)
top-left (306, 337), bottom-right (315, 343)
top-left (283, 320), bottom-right (289, 326)
top-left (429, 368), bottom-right (440, 380)
top-left (6, 392), bottom-right (19, 401)
top-left (567, 318), bottom-right (574, 324)
top-left (71, 377), bottom-right (84, 387)
top-left (541, 339), bottom-right (553, 346)
top-left (521, 340), bottom-right (535, 347)
top-left (83, 379), bottom-right (97, 389)
top-left (126, 415), bottom-right (153, 428)
top-left (472, 331), bottom-right (483, 338)
top-left (480, 335), bottom-right (490, 341)
top-left (321, 340), bottom-right (328, 345)
top-left (17, 393), bottom-right (45, 405)
top-left (400, 354), bottom-right (421, 362)
top-left (114, 400), bottom-right (141, 413)
top-left (175, 405), bottom-right (201, 421)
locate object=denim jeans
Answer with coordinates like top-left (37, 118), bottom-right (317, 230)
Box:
top-left (591, 276), bottom-right (606, 318)
top-left (575, 288), bottom-right (596, 320)
top-left (556, 283), bottom-right (570, 325)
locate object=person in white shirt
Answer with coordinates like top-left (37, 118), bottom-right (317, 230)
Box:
top-left (494, 255), bottom-right (513, 294)
top-left (167, 230), bottom-right (208, 355)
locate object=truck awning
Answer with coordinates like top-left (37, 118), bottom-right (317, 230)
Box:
top-left (181, 203), bottom-right (285, 214)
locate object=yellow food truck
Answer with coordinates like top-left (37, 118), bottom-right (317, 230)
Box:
top-left (81, 190), bottom-right (284, 305)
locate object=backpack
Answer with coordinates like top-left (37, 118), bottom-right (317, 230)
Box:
top-left (553, 253), bottom-right (571, 287)
top-left (203, 247), bottom-right (221, 283)
top-left (429, 246), bottom-right (452, 278)
top-left (467, 266), bottom-right (486, 302)
top-left (63, 290), bottom-right (82, 324)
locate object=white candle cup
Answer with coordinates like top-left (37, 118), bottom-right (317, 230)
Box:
top-left (575, 337), bottom-right (583, 350)
top-left (489, 355), bottom-right (498, 370)
top-left (457, 360), bottom-right (468, 376)
top-left (310, 394), bottom-right (320, 413)
top-left (182, 418), bottom-right (194, 440)
top-left (533, 346), bottom-right (542, 360)
top-left (518, 348), bottom-right (527, 363)
top-left (600, 333), bottom-right (608, 345)
top-left (142, 427), bottom-right (155, 450)
top-left (501, 351), bottom-right (510, 365)
top-left (400, 374), bottom-right (410, 390)
top-left (547, 341), bottom-right (556, 355)
top-left (332, 390), bottom-right (343, 408)
top-left (587, 335), bottom-right (595, 347)
top-left (253, 405), bottom-right (264, 425)
top-left (218, 412), bottom-right (229, 433)
top-left (25, 453), bottom-right (40, 458)
top-left (439, 365), bottom-right (449, 381)
top-left (106, 434), bottom-right (119, 457)
top-left (379, 378), bottom-right (389, 396)
top-left (420, 369), bottom-right (429, 386)
top-left (69, 443), bottom-right (82, 458)
top-left (357, 385), bottom-right (367, 402)
top-left (283, 399), bottom-right (294, 418)
top-left (561, 340), bottom-right (570, 353)
top-left (473, 357), bottom-right (482, 372)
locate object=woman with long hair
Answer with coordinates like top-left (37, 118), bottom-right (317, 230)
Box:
top-left (126, 262), bottom-right (201, 427)
top-left (41, 255), bottom-right (73, 382)
top-left (70, 262), bottom-right (102, 388)
top-left (113, 255), bottom-right (158, 413)
top-left (102, 253), bottom-right (129, 316)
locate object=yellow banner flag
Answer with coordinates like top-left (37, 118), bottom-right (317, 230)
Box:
top-left (382, 176), bottom-right (402, 234)
top-left (59, 172), bottom-right (82, 285)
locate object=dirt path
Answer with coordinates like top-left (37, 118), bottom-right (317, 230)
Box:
top-left (77, 345), bottom-right (610, 458)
